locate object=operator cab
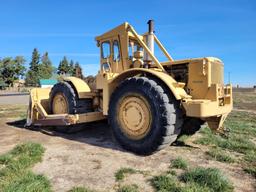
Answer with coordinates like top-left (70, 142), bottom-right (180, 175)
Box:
top-left (100, 39), bottom-right (121, 74)
top-left (96, 22), bottom-right (148, 77)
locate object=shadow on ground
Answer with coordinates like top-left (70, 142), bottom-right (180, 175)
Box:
top-left (7, 119), bottom-right (196, 154)
top-left (7, 119), bottom-right (126, 152)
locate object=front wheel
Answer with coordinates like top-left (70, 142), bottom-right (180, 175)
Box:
top-left (109, 77), bottom-right (182, 155)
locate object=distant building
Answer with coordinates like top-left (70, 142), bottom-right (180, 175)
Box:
top-left (39, 79), bottom-right (58, 88)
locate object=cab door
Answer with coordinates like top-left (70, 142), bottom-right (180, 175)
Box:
top-left (100, 38), bottom-right (123, 74)
top-left (100, 40), bottom-right (112, 74)
top-left (112, 38), bottom-right (123, 73)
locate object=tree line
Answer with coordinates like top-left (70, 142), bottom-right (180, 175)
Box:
top-left (0, 48), bottom-right (83, 87)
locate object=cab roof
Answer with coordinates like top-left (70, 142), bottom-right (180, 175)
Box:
top-left (95, 22), bottom-right (130, 42)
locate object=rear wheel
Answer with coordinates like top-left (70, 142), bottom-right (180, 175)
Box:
top-left (49, 81), bottom-right (92, 133)
top-left (50, 81), bottom-right (77, 114)
top-left (109, 77), bottom-right (182, 155)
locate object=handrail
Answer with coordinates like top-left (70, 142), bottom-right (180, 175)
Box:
top-left (153, 34), bottom-right (174, 61)
top-left (127, 25), bottom-right (166, 72)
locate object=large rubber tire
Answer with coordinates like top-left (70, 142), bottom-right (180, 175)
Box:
top-left (109, 77), bottom-right (183, 155)
top-left (49, 81), bottom-right (92, 134)
top-left (49, 81), bottom-right (77, 114)
top-left (180, 117), bottom-right (205, 136)
top-left (49, 81), bottom-right (92, 114)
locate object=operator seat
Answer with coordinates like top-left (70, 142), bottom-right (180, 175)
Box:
top-left (133, 51), bottom-right (143, 68)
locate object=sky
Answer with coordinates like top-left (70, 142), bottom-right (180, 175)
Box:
top-left (0, 0), bottom-right (255, 86)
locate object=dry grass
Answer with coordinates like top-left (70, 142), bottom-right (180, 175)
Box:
top-left (205, 148), bottom-right (235, 163)
top-left (117, 184), bottom-right (139, 192)
top-left (0, 104), bottom-right (27, 118)
top-left (233, 91), bottom-right (256, 111)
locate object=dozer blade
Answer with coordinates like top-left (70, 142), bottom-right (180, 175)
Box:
top-left (25, 88), bottom-right (105, 127)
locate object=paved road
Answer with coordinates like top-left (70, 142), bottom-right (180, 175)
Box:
top-left (0, 94), bottom-right (29, 105)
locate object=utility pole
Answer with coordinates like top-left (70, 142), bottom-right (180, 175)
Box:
top-left (228, 72), bottom-right (231, 84)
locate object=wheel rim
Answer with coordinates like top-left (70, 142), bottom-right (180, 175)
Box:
top-left (52, 93), bottom-right (68, 114)
top-left (117, 94), bottom-right (152, 140)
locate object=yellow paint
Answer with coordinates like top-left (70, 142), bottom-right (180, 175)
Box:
top-left (52, 93), bottom-right (68, 114)
top-left (109, 68), bottom-right (191, 100)
top-left (64, 76), bottom-right (91, 98)
top-left (117, 94), bottom-right (152, 140)
top-left (27, 21), bottom-right (232, 133)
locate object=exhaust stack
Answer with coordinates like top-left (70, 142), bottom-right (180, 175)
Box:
top-left (144, 20), bottom-right (154, 65)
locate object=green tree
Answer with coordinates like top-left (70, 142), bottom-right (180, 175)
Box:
top-left (74, 62), bottom-right (83, 78)
top-left (57, 56), bottom-right (70, 75)
top-left (25, 48), bottom-right (41, 86)
top-left (29, 48), bottom-right (40, 71)
top-left (69, 59), bottom-right (75, 75)
top-left (0, 56), bottom-right (26, 86)
top-left (39, 52), bottom-right (53, 79)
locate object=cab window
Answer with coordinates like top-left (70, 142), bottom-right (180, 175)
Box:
top-left (128, 40), bottom-right (142, 59)
top-left (113, 40), bottom-right (120, 62)
top-left (101, 41), bottom-right (110, 59)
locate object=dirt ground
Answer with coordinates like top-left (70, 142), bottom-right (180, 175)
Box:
top-left (0, 92), bottom-right (255, 192)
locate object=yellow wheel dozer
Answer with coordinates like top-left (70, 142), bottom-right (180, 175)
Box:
top-left (26, 20), bottom-right (232, 155)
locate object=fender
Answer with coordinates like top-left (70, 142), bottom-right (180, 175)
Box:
top-left (99, 68), bottom-right (191, 115)
top-left (64, 76), bottom-right (91, 98)
top-left (109, 68), bottom-right (191, 100)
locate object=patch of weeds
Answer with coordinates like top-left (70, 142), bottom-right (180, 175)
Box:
top-left (198, 126), bottom-right (212, 135)
top-left (243, 167), bottom-right (256, 178)
top-left (167, 169), bottom-right (177, 176)
top-left (68, 186), bottom-right (95, 192)
top-left (0, 154), bottom-right (12, 165)
top-left (115, 168), bottom-right (137, 181)
top-left (195, 127), bottom-right (216, 146)
top-left (206, 148), bottom-right (235, 163)
top-left (243, 150), bottom-right (256, 163)
top-left (171, 157), bottom-right (188, 170)
top-left (181, 182), bottom-right (211, 192)
top-left (117, 184), bottom-right (139, 192)
top-left (0, 142), bottom-right (51, 192)
top-left (175, 135), bottom-right (190, 145)
top-left (217, 135), bottom-right (256, 154)
top-left (195, 127), bottom-right (256, 155)
top-left (151, 174), bottom-right (210, 192)
top-left (180, 167), bottom-right (234, 192)
top-left (151, 174), bottom-right (181, 192)
top-left (3, 171), bottom-right (51, 192)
